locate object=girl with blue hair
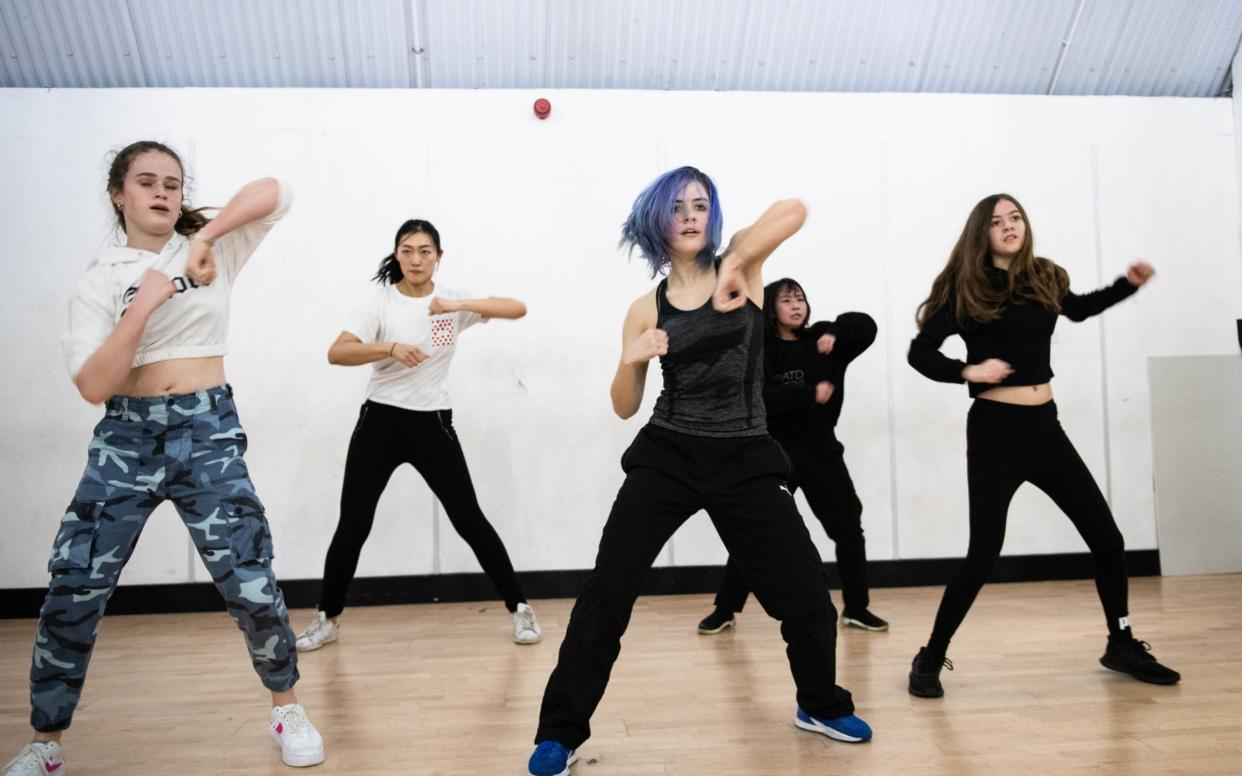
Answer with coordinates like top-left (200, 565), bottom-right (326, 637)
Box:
top-left (527, 166), bottom-right (870, 776)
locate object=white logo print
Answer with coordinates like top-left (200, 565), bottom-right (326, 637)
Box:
top-left (779, 484), bottom-right (792, 496)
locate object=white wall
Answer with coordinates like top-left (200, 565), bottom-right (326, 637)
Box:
top-left (0, 88), bottom-right (1238, 590)
top-left (1149, 355), bottom-right (1242, 575)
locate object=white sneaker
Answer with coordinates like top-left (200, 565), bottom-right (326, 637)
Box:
top-left (295, 612), bottom-right (339, 652)
top-left (269, 703), bottom-right (325, 767)
top-left (2, 741), bottom-right (64, 776)
top-left (513, 602), bottom-right (542, 644)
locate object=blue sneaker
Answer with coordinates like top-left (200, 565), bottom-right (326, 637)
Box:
top-left (794, 707), bottom-right (873, 742)
top-left (528, 740), bottom-right (578, 776)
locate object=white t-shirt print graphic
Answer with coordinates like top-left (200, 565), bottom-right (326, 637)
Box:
top-left (430, 316), bottom-right (456, 349)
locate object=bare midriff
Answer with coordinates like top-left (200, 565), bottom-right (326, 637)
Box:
top-left (116, 356), bottom-right (227, 398)
top-left (976, 382), bottom-right (1053, 405)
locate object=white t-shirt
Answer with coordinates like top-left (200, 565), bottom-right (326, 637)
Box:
top-left (61, 180), bottom-right (293, 379)
top-left (344, 284), bottom-right (486, 411)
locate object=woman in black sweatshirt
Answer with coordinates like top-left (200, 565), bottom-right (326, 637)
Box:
top-left (905, 193), bottom-right (1178, 698)
top-left (697, 278), bottom-right (888, 634)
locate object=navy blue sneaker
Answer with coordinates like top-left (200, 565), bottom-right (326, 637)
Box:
top-left (793, 707), bottom-right (873, 742)
top-left (528, 740), bottom-right (578, 776)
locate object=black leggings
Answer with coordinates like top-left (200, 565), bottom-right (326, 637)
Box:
top-left (536, 425), bottom-right (854, 749)
top-left (318, 401), bottom-right (526, 617)
top-left (926, 399), bottom-right (1128, 656)
top-left (715, 432), bottom-right (871, 614)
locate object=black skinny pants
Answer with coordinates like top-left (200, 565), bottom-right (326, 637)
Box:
top-left (926, 399), bottom-right (1129, 656)
top-left (715, 432), bottom-right (871, 614)
top-left (536, 425), bottom-right (854, 749)
top-left (318, 401), bottom-right (526, 617)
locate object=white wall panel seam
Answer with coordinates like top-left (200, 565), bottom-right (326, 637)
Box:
top-left (1089, 143), bottom-right (1114, 506)
top-left (880, 140), bottom-right (902, 559)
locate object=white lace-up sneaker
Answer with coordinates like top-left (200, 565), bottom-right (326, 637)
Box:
top-left (269, 703), bottom-right (325, 767)
top-left (2, 741), bottom-right (64, 776)
top-left (295, 611), bottom-right (339, 652)
top-left (513, 602), bottom-right (542, 644)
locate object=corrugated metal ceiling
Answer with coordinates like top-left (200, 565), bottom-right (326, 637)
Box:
top-left (1, 0), bottom-right (1239, 96)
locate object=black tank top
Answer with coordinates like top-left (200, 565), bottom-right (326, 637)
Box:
top-left (648, 276), bottom-right (767, 437)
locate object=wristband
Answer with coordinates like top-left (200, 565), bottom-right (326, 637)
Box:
top-left (389, 342), bottom-right (396, 357)
top-left (192, 233), bottom-right (216, 247)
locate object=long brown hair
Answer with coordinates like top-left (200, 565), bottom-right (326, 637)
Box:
top-left (107, 140), bottom-right (211, 236)
top-left (916, 193), bottom-right (1068, 328)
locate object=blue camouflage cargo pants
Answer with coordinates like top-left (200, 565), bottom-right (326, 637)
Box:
top-left (30, 384), bottom-right (298, 732)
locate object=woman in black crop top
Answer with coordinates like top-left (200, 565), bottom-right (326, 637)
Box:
top-left (696, 278), bottom-right (889, 635)
top-left (527, 168), bottom-right (868, 776)
top-left (905, 193), bottom-right (1178, 699)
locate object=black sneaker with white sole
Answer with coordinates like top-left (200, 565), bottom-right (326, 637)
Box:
top-left (697, 608), bottom-right (736, 634)
top-left (841, 609), bottom-right (889, 631)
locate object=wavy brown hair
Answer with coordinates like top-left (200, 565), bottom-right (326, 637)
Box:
top-left (916, 193), bottom-right (1069, 328)
top-left (107, 140), bottom-right (212, 236)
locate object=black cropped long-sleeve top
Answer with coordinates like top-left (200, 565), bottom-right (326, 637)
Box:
top-left (908, 267), bottom-right (1137, 398)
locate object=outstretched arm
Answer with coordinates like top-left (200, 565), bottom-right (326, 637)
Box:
top-left (1060, 261), bottom-right (1151, 322)
top-left (185, 177), bottom-right (284, 285)
top-left (713, 199), bottom-right (808, 312)
top-left (429, 296), bottom-right (527, 320)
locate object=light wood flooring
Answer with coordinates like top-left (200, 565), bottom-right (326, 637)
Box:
top-left (2, 574), bottom-right (1239, 775)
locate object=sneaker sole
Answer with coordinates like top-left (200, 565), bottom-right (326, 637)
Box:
top-left (1099, 657), bottom-right (1181, 685)
top-left (841, 617), bottom-right (889, 632)
top-left (697, 619), bottom-right (735, 635)
top-left (295, 633), bottom-right (338, 652)
top-left (793, 715), bottom-right (870, 743)
top-left (268, 729), bottom-right (326, 767)
top-left (514, 632), bottom-right (542, 645)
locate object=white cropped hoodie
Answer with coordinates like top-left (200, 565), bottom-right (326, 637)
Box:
top-left (62, 181), bottom-right (292, 379)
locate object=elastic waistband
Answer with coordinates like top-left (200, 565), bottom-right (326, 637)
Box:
top-left (105, 383), bottom-right (233, 417)
top-left (969, 397), bottom-right (1057, 423)
top-left (363, 400), bottom-right (451, 417)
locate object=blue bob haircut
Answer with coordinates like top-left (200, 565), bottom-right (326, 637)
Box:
top-left (619, 166), bottom-right (723, 277)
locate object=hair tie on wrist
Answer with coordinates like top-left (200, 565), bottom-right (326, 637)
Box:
top-left (193, 233), bottom-right (216, 247)
top-left (389, 342), bottom-right (396, 356)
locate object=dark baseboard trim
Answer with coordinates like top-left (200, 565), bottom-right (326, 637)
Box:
top-left (0, 549), bottom-right (1160, 619)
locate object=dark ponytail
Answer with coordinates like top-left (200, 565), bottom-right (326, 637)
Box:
top-left (107, 140), bottom-right (212, 236)
top-left (372, 219), bottom-right (443, 285)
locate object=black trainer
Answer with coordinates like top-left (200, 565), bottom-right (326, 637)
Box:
top-left (697, 608), bottom-right (736, 634)
top-left (841, 609), bottom-right (889, 631)
top-left (908, 646), bottom-right (952, 698)
top-left (1100, 634), bottom-right (1181, 685)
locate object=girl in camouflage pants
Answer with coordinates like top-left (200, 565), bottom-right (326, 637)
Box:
top-left (3, 141), bottom-right (324, 776)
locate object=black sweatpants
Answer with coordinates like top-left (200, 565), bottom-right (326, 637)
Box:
top-left (535, 425), bottom-right (854, 749)
top-left (318, 400), bottom-right (527, 617)
top-left (715, 432), bottom-right (871, 614)
top-left (925, 399), bottom-right (1129, 656)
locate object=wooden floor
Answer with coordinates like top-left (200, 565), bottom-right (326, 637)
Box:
top-left (1, 575), bottom-right (1240, 775)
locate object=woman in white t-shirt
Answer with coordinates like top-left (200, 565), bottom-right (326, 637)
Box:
top-left (295, 219), bottom-right (541, 650)
top-left (3, 140), bottom-right (323, 776)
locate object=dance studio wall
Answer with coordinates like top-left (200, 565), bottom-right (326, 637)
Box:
top-left (0, 88), bottom-right (1238, 592)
